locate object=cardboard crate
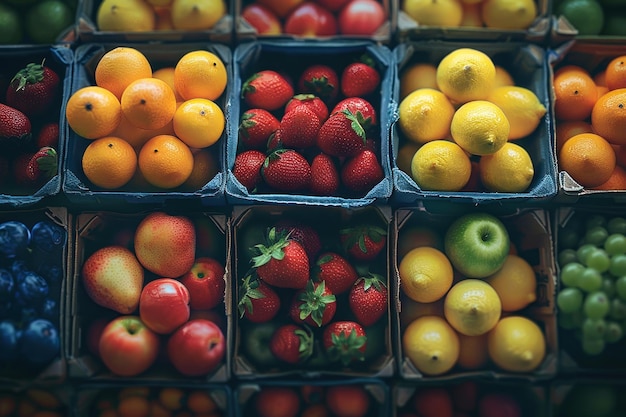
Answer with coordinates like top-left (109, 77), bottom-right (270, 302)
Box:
top-left (231, 205), bottom-right (395, 379)
top-left (391, 41), bottom-right (557, 210)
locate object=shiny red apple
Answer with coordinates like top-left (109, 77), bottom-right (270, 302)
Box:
top-left (338, 0), bottom-right (386, 35)
top-left (166, 319), bottom-right (225, 376)
top-left (284, 2), bottom-right (338, 37)
top-left (242, 3), bottom-right (282, 35)
top-left (139, 278), bottom-right (190, 334)
top-left (179, 257), bottom-right (225, 310)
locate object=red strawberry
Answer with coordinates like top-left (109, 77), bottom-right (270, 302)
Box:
top-left (310, 153), bottom-right (340, 196)
top-left (331, 97), bottom-right (377, 126)
top-left (238, 108), bottom-right (280, 150)
top-left (340, 56), bottom-right (381, 98)
top-left (285, 93), bottom-right (329, 122)
top-left (314, 252), bottom-right (358, 295)
top-left (242, 70), bottom-right (294, 111)
top-left (233, 149), bottom-right (266, 192)
top-left (274, 219), bottom-right (322, 261)
top-left (270, 323), bottom-right (314, 364)
top-left (340, 223), bottom-right (387, 261)
top-left (289, 280), bottom-right (337, 327)
top-left (317, 109), bottom-right (370, 158)
top-left (26, 146), bottom-right (57, 183)
top-left (340, 149), bottom-right (384, 195)
top-left (298, 64), bottom-right (339, 104)
top-left (261, 149), bottom-right (312, 192)
top-left (279, 106), bottom-right (321, 149)
top-left (0, 103), bottom-right (32, 148)
top-left (348, 273), bottom-right (388, 327)
top-left (12, 152), bottom-right (35, 186)
top-left (323, 320), bottom-right (367, 366)
top-left (6, 61), bottom-right (60, 118)
top-left (238, 274), bottom-right (281, 323)
top-left (35, 122), bottom-right (59, 149)
top-left (252, 227), bottom-right (310, 289)
top-left (266, 128), bottom-right (283, 152)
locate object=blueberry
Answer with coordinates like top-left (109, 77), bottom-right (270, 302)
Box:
top-left (0, 320), bottom-right (19, 362)
top-left (16, 271), bottom-right (48, 305)
top-left (10, 260), bottom-right (29, 281)
top-left (0, 268), bottom-right (14, 301)
top-left (19, 307), bottom-right (39, 325)
top-left (0, 221), bottom-right (31, 259)
top-left (19, 319), bottom-right (60, 366)
top-left (34, 263), bottom-right (63, 286)
top-left (40, 299), bottom-right (59, 322)
top-left (30, 220), bottom-right (67, 254)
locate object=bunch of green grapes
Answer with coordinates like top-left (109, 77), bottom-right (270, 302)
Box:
top-left (556, 213), bottom-right (626, 356)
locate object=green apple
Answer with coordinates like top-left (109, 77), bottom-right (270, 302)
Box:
top-left (444, 212), bottom-right (510, 278)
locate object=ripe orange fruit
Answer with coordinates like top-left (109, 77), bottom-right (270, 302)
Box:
top-left (173, 98), bottom-right (224, 149)
top-left (66, 86), bottom-right (122, 140)
top-left (121, 78), bottom-right (177, 130)
top-left (174, 50), bottom-right (227, 101)
top-left (559, 132), bottom-right (616, 188)
top-left (594, 69), bottom-right (609, 96)
top-left (138, 134), bottom-right (194, 189)
top-left (94, 47), bottom-right (153, 100)
top-left (181, 148), bottom-right (219, 191)
top-left (605, 55), bottom-right (626, 91)
top-left (153, 66), bottom-right (184, 101)
top-left (614, 144), bottom-right (626, 168)
top-left (555, 120), bottom-right (593, 152)
top-left (591, 88), bottom-right (626, 145)
top-left (592, 164), bottom-right (626, 190)
top-left (81, 136), bottom-right (137, 189)
top-left (553, 65), bottom-right (598, 121)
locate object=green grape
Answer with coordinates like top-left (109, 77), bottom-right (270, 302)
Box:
top-left (559, 311), bottom-right (584, 330)
top-left (607, 216), bottom-right (626, 235)
top-left (585, 248), bottom-right (611, 272)
top-left (604, 233), bottom-right (626, 256)
top-left (604, 321), bottom-right (624, 343)
top-left (559, 223), bottom-right (582, 250)
top-left (576, 243), bottom-right (597, 264)
top-left (582, 317), bottom-right (607, 339)
top-left (610, 298), bottom-right (626, 321)
top-left (616, 276), bottom-right (626, 302)
top-left (558, 248), bottom-right (578, 267)
top-left (602, 276), bottom-right (616, 299)
top-left (584, 226), bottom-right (609, 246)
top-left (584, 291), bottom-right (611, 319)
top-left (560, 262), bottom-right (585, 287)
top-left (557, 287), bottom-right (584, 313)
top-left (578, 268), bottom-right (603, 293)
top-left (609, 254), bottom-right (626, 278)
top-left (586, 214), bottom-right (607, 230)
top-left (582, 337), bottom-right (606, 355)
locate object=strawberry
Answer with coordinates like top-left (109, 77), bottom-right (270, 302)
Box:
top-left (261, 149), bottom-right (312, 192)
top-left (238, 108), bottom-right (280, 150)
top-left (12, 152), bottom-right (35, 186)
top-left (340, 223), bottom-right (387, 261)
top-left (285, 94), bottom-right (329, 122)
top-left (340, 149), bottom-right (384, 195)
top-left (310, 153), bottom-right (340, 196)
top-left (252, 227), bottom-right (310, 289)
top-left (266, 128), bottom-right (283, 152)
top-left (331, 97), bottom-right (377, 126)
top-left (26, 146), bottom-right (57, 184)
top-left (233, 149), bottom-right (266, 192)
top-left (322, 320), bottom-right (367, 366)
top-left (274, 219), bottom-right (322, 261)
top-left (298, 64), bottom-right (339, 104)
top-left (348, 273), bottom-right (388, 327)
top-left (314, 252), bottom-right (358, 295)
top-left (242, 70), bottom-right (294, 111)
top-left (269, 323), bottom-right (314, 364)
top-left (340, 55), bottom-right (381, 98)
top-left (289, 280), bottom-right (336, 327)
top-left (0, 103), bottom-right (32, 149)
top-left (238, 273), bottom-right (281, 323)
top-left (35, 122), bottom-right (59, 149)
top-left (317, 109), bottom-right (370, 158)
top-left (279, 106), bottom-right (321, 149)
top-left (6, 61), bottom-right (60, 118)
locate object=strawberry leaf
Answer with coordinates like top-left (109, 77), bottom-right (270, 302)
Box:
top-left (297, 280), bottom-right (336, 327)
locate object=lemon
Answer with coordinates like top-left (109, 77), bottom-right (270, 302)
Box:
top-left (487, 316), bottom-right (546, 372)
top-left (481, 0), bottom-right (538, 29)
top-left (483, 254), bottom-right (537, 312)
top-left (97, 0), bottom-right (156, 32)
top-left (400, 63), bottom-right (438, 99)
top-left (171, 0), bottom-right (226, 30)
top-left (457, 332), bottom-right (489, 370)
top-left (410, 140), bottom-right (472, 191)
top-left (479, 142), bottom-right (534, 193)
top-left (399, 246), bottom-right (454, 304)
top-left (402, 315), bottom-right (460, 376)
top-left (460, 2), bottom-right (483, 27)
top-left (436, 48), bottom-right (496, 104)
top-left (450, 100), bottom-right (510, 156)
top-left (398, 88), bottom-right (455, 145)
top-left (444, 279), bottom-right (502, 336)
top-left (487, 86), bottom-right (546, 140)
top-left (494, 66), bottom-right (515, 88)
top-left (402, 0), bottom-right (463, 27)
top-left (399, 295), bottom-right (445, 328)
top-left (396, 142), bottom-right (421, 175)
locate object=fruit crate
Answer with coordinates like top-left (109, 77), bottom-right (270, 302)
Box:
top-left (0, 383), bottom-right (72, 416)
top-left (231, 204), bottom-right (395, 379)
top-left (234, 0), bottom-right (394, 44)
top-left (76, 0), bottom-right (233, 45)
top-left (391, 40), bottom-right (557, 210)
top-left (66, 209), bottom-right (232, 383)
top-left (0, 207), bottom-right (70, 386)
top-left (0, 45), bottom-right (73, 208)
top-left (393, 206), bottom-right (558, 382)
top-left (62, 42), bottom-right (230, 209)
top-left (225, 40), bottom-right (394, 207)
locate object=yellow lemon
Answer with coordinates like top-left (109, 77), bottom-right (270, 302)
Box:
top-left (450, 100), bottom-right (510, 155)
top-left (402, 315), bottom-right (460, 376)
top-left (487, 86), bottom-right (546, 140)
top-left (484, 254), bottom-right (537, 312)
top-left (444, 279), bottom-right (502, 336)
top-left (399, 246), bottom-right (454, 304)
top-left (436, 48), bottom-right (496, 104)
top-left (460, 2), bottom-right (483, 27)
top-left (481, 0), bottom-right (537, 30)
top-left (399, 295), bottom-right (445, 328)
top-left (96, 0), bottom-right (156, 32)
top-left (487, 315), bottom-right (546, 372)
top-left (456, 332), bottom-right (489, 370)
top-left (400, 63), bottom-right (438, 99)
top-left (402, 0), bottom-right (463, 27)
top-left (398, 88), bottom-right (455, 144)
top-left (494, 65), bottom-right (515, 88)
top-left (396, 142), bottom-right (421, 175)
top-left (479, 142), bottom-right (534, 193)
top-left (410, 140), bottom-right (472, 191)
top-left (170, 0), bottom-right (226, 30)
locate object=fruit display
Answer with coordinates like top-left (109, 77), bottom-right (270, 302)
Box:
top-left (0, 0), bottom-right (76, 45)
top-left (0, 386), bottom-right (69, 417)
top-left (554, 0), bottom-right (626, 37)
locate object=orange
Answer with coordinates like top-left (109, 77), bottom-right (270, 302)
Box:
top-left (121, 78), bottom-right (177, 130)
top-left (594, 69), bottom-right (607, 87)
top-left (553, 65), bottom-right (598, 121)
top-left (555, 120), bottom-right (593, 152)
top-left (592, 164), bottom-right (626, 190)
top-left (82, 136), bottom-right (137, 189)
top-left (559, 132), bottom-right (616, 188)
top-left (66, 86), bottom-right (122, 139)
top-left (95, 47), bottom-right (153, 100)
top-left (181, 148), bottom-right (219, 191)
top-left (186, 390), bottom-right (218, 414)
top-left (138, 134), bottom-right (194, 189)
top-left (605, 55), bottom-right (626, 91)
top-left (173, 98), bottom-right (224, 148)
top-left (153, 67), bottom-right (184, 101)
top-left (174, 50), bottom-right (227, 101)
top-left (614, 144), bottom-right (626, 168)
top-left (591, 88), bottom-right (626, 145)
top-left (117, 395), bottom-right (150, 417)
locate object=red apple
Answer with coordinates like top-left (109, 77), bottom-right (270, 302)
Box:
top-left (338, 0), bottom-right (386, 35)
top-left (166, 319), bottom-right (225, 376)
top-left (179, 257), bottom-right (225, 310)
top-left (98, 315), bottom-right (160, 377)
top-left (86, 316), bottom-right (113, 358)
top-left (284, 2), bottom-right (338, 37)
top-left (139, 278), bottom-right (190, 334)
top-left (242, 3), bottom-right (282, 35)
top-left (189, 309), bottom-right (226, 332)
top-left (317, 0), bottom-right (353, 12)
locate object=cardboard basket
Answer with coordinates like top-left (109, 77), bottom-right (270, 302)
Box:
top-left (225, 40), bottom-right (394, 207)
top-left (391, 41), bottom-right (558, 210)
top-left (62, 42), bottom-right (230, 209)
